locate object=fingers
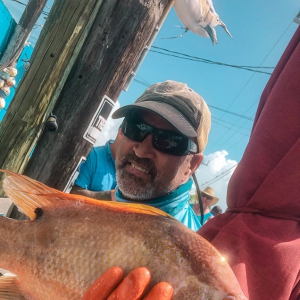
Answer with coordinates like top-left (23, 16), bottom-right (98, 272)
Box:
top-left (107, 267), bottom-right (151, 300)
top-left (143, 282), bottom-right (173, 300)
top-left (82, 266), bottom-right (124, 300)
top-left (82, 266), bottom-right (173, 300)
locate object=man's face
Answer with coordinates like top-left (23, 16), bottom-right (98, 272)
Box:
top-left (115, 110), bottom-right (203, 201)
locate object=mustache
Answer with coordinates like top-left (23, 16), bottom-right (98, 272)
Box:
top-left (117, 151), bottom-right (157, 177)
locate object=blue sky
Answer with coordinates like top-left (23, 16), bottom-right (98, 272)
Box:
top-left (3, 0), bottom-right (299, 210)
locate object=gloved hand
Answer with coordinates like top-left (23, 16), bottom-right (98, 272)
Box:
top-left (82, 266), bottom-right (173, 300)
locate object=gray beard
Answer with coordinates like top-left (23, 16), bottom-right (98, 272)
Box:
top-left (116, 168), bottom-right (156, 200)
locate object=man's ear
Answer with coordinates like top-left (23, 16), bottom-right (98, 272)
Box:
top-left (190, 153), bottom-right (204, 174)
top-left (182, 153), bottom-right (204, 181)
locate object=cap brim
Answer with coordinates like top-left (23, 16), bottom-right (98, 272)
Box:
top-left (112, 101), bottom-right (197, 138)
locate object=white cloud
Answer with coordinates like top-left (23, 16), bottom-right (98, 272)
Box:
top-left (192, 150), bottom-right (237, 212)
top-left (95, 101), bottom-right (122, 146)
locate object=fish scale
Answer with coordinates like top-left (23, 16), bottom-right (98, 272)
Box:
top-left (0, 170), bottom-right (247, 299)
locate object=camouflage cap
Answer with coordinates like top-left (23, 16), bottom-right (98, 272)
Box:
top-left (112, 80), bottom-right (211, 153)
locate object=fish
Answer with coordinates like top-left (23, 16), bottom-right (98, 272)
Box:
top-left (173, 0), bottom-right (232, 44)
top-left (0, 170), bottom-right (247, 300)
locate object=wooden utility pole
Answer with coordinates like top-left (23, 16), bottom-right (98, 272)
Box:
top-left (24, 0), bottom-right (174, 190)
top-left (0, 0), bottom-right (105, 196)
top-left (0, 0), bottom-right (47, 71)
top-left (0, 0), bottom-right (174, 199)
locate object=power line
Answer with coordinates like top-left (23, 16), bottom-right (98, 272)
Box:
top-left (9, 0), bottom-right (49, 16)
top-left (209, 98), bottom-right (258, 151)
top-left (206, 96), bottom-right (258, 153)
top-left (212, 116), bottom-right (251, 131)
top-left (150, 46), bottom-right (274, 75)
top-left (206, 21), bottom-right (294, 153)
top-left (226, 135), bottom-right (249, 153)
top-left (133, 78), bottom-right (150, 88)
top-left (132, 79), bottom-right (254, 122)
top-left (212, 119), bottom-right (249, 137)
top-left (200, 164), bottom-right (237, 187)
top-left (209, 104), bottom-right (254, 121)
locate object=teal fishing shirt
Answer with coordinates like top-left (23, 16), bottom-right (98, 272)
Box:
top-left (115, 178), bottom-right (201, 231)
top-left (193, 210), bottom-right (214, 225)
top-left (75, 140), bottom-right (117, 191)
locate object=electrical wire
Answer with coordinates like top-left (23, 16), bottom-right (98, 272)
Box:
top-left (206, 21), bottom-right (294, 152)
top-left (150, 46), bottom-right (274, 75)
top-left (209, 104), bottom-right (254, 121)
top-left (212, 119), bottom-right (249, 137)
top-left (132, 79), bottom-right (254, 122)
top-left (200, 164), bottom-right (237, 187)
top-left (206, 96), bottom-right (259, 153)
top-left (9, 0), bottom-right (49, 16)
top-left (212, 116), bottom-right (251, 131)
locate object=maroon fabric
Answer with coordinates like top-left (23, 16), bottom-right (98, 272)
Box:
top-left (198, 26), bottom-right (300, 299)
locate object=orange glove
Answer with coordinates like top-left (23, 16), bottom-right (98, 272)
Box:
top-left (82, 266), bottom-right (173, 300)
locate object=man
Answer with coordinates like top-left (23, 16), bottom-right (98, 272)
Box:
top-left (109, 79), bottom-right (211, 232)
top-left (70, 132), bottom-right (122, 200)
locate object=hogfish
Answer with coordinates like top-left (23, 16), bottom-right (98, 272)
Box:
top-left (0, 170), bottom-right (247, 299)
top-left (174, 0), bottom-right (232, 44)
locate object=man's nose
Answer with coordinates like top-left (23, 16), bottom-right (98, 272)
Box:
top-left (133, 134), bottom-right (155, 159)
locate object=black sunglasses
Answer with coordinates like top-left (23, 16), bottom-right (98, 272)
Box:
top-left (121, 117), bottom-right (198, 156)
top-left (201, 192), bottom-right (213, 200)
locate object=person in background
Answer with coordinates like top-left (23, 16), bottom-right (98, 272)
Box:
top-left (211, 205), bottom-right (222, 216)
top-left (192, 186), bottom-right (219, 224)
top-left (70, 132), bottom-right (122, 200)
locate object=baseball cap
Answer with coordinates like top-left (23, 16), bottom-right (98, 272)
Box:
top-left (112, 80), bottom-right (211, 153)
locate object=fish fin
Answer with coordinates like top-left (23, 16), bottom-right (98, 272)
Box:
top-left (203, 25), bottom-right (217, 45)
top-left (0, 274), bottom-right (26, 300)
top-left (218, 19), bottom-right (233, 38)
top-left (0, 170), bottom-right (174, 220)
top-left (1, 169), bottom-right (57, 220)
